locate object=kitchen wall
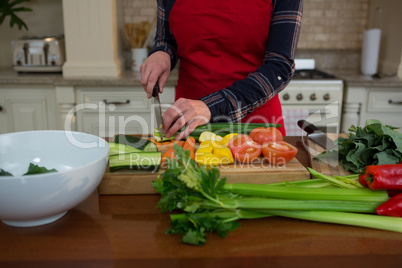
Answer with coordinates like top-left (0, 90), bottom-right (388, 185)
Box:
top-left (368, 0), bottom-right (402, 76)
top-left (0, 0), bottom-right (64, 67)
top-left (1, 0), bottom-right (400, 75)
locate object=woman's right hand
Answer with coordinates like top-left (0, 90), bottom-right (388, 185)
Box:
top-left (140, 51), bottom-right (171, 98)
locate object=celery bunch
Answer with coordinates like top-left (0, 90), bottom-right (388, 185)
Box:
top-left (152, 145), bottom-right (402, 246)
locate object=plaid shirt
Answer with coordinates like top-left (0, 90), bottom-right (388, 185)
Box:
top-left (150, 0), bottom-right (303, 122)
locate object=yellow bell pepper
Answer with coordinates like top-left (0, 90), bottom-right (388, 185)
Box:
top-left (221, 133), bottom-right (238, 146)
top-left (195, 139), bottom-right (234, 166)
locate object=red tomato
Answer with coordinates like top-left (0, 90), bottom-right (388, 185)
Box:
top-left (249, 127), bottom-right (283, 145)
top-left (262, 141), bottom-right (298, 165)
top-left (228, 134), bottom-right (262, 163)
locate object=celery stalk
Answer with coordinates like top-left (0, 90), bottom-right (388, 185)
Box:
top-left (264, 210), bottom-right (402, 233)
top-left (218, 198), bottom-right (379, 213)
top-left (224, 184), bottom-right (389, 203)
top-left (308, 168), bottom-right (363, 189)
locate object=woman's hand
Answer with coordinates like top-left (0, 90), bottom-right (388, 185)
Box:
top-left (140, 51), bottom-right (171, 97)
top-left (163, 98), bottom-right (211, 140)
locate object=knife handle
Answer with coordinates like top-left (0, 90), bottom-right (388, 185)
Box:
top-left (297, 119), bottom-right (320, 134)
top-left (152, 82), bottom-right (160, 98)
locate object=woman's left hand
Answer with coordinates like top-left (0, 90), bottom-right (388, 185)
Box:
top-left (163, 98), bottom-right (211, 140)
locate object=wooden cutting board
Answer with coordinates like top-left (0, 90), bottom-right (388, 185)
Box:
top-left (307, 133), bottom-right (351, 176)
top-left (98, 145), bottom-right (310, 195)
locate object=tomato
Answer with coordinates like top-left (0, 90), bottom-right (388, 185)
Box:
top-left (228, 134), bottom-right (262, 163)
top-left (262, 141), bottom-right (298, 165)
top-left (249, 127), bottom-right (283, 145)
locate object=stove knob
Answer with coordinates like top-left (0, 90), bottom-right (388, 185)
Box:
top-left (283, 93), bottom-right (290, 101)
top-left (310, 93), bottom-right (317, 101)
top-left (296, 93), bottom-right (303, 101)
top-left (323, 93), bottom-right (330, 101)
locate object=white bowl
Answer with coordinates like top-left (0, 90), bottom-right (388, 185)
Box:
top-left (0, 130), bottom-right (109, 227)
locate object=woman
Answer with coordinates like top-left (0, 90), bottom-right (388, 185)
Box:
top-left (140, 0), bottom-right (303, 140)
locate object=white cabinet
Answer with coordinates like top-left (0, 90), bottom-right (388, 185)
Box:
top-left (0, 86), bottom-right (59, 134)
top-left (342, 86), bottom-right (402, 132)
top-left (75, 86), bottom-right (175, 137)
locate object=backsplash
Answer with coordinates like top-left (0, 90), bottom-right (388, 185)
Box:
top-left (123, 0), bottom-right (369, 50)
top-left (123, 0), bottom-right (370, 70)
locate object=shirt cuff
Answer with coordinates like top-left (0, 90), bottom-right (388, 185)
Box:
top-left (200, 91), bottom-right (230, 123)
top-left (149, 43), bottom-right (178, 70)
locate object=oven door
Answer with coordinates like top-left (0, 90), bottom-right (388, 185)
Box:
top-left (282, 103), bottom-right (341, 135)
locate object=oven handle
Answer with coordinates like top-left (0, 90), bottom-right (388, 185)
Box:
top-left (389, 100), bottom-right (402, 105)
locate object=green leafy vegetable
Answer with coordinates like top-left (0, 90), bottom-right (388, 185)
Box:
top-left (23, 163), bottom-right (57, 175)
top-left (315, 119), bottom-right (402, 174)
top-left (153, 144), bottom-right (402, 246)
top-left (0, 169), bottom-right (13, 176)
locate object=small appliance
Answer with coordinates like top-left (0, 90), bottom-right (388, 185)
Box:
top-left (11, 35), bottom-right (65, 72)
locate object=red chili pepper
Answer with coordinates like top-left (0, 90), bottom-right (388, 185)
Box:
top-left (376, 193), bottom-right (402, 217)
top-left (364, 164), bottom-right (402, 191)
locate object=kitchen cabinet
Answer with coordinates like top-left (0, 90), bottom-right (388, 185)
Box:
top-left (341, 86), bottom-right (402, 132)
top-left (75, 86), bottom-right (175, 137)
top-left (0, 86), bottom-right (59, 134)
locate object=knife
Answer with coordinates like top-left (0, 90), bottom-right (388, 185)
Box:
top-left (297, 120), bottom-right (336, 150)
top-left (152, 81), bottom-right (164, 142)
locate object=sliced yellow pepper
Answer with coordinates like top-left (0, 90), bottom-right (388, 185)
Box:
top-left (195, 139), bottom-right (234, 166)
top-left (221, 133), bottom-right (238, 146)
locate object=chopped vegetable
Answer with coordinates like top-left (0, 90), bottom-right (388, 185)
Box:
top-left (376, 193), bottom-right (402, 217)
top-left (261, 141), bottom-right (297, 165)
top-left (195, 140), bottom-right (233, 166)
top-left (361, 164), bottom-right (402, 190)
top-left (109, 152), bottom-right (161, 172)
top-left (221, 133), bottom-right (238, 146)
top-left (228, 134), bottom-right (261, 163)
top-left (1, 164), bottom-right (58, 176)
top-left (249, 127), bottom-right (283, 145)
top-left (161, 141), bottom-right (184, 168)
top-left (315, 119), bottom-right (402, 174)
top-left (182, 137), bottom-right (196, 160)
top-left (153, 122), bottom-right (281, 142)
top-left (23, 163), bottom-right (57, 175)
top-left (107, 142), bottom-right (142, 156)
top-left (113, 134), bottom-right (158, 152)
top-left (0, 169), bottom-right (13, 176)
top-left (153, 145), bottom-right (402, 245)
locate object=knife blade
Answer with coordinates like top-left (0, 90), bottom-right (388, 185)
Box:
top-left (152, 81), bottom-right (164, 142)
top-left (297, 120), bottom-right (336, 150)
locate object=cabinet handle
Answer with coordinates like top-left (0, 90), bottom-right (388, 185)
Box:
top-left (0, 106), bottom-right (2, 112)
top-left (388, 100), bottom-right (402, 105)
top-left (103, 99), bottom-right (130, 105)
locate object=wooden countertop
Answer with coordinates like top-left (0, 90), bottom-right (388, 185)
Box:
top-left (1, 136), bottom-right (401, 268)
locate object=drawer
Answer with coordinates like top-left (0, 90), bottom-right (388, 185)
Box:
top-left (77, 90), bottom-right (151, 113)
top-left (367, 91), bottom-right (402, 112)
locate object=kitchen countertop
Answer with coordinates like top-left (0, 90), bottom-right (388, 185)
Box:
top-left (325, 69), bottom-right (402, 88)
top-left (1, 66), bottom-right (402, 88)
top-left (1, 136), bottom-right (401, 268)
top-left (0, 67), bottom-right (179, 87)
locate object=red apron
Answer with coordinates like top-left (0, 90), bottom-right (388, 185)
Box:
top-left (169, 0), bottom-right (286, 135)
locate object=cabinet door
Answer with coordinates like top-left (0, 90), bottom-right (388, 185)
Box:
top-left (0, 87), bottom-right (58, 134)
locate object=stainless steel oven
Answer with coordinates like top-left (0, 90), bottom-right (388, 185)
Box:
top-left (280, 59), bottom-right (344, 135)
